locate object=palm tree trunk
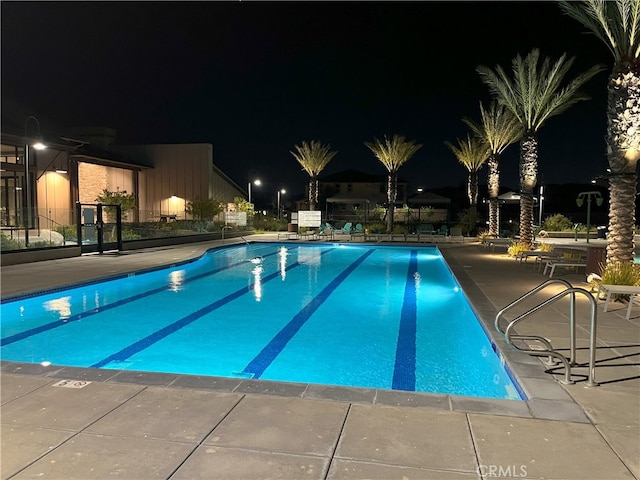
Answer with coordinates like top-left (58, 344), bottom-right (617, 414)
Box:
top-left (387, 172), bottom-right (397, 233)
top-left (606, 69), bottom-right (640, 264)
top-left (468, 171), bottom-right (479, 234)
top-left (519, 132), bottom-right (538, 247)
top-left (487, 154), bottom-right (500, 236)
top-left (309, 175), bottom-right (318, 211)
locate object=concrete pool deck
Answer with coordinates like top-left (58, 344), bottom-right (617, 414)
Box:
top-left (1, 235), bottom-right (638, 479)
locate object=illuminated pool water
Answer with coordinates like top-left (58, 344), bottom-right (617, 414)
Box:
top-left (1, 243), bottom-right (523, 400)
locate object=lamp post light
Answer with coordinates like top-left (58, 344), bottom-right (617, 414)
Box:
top-left (538, 185), bottom-right (544, 227)
top-left (23, 116), bottom-right (47, 246)
top-left (277, 189), bottom-right (286, 219)
top-left (576, 191), bottom-right (603, 243)
top-left (248, 179), bottom-right (261, 205)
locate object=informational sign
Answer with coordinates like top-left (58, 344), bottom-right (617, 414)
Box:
top-left (298, 210), bottom-right (322, 227)
top-left (290, 212), bottom-right (298, 225)
top-left (225, 211), bottom-right (247, 226)
top-left (83, 208), bottom-right (94, 226)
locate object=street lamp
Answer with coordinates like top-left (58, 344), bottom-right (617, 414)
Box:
top-left (277, 188), bottom-right (286, 219)
top-left (576, 191), bottom-right (603, 243)
top-left (248, 179), bottom-right (261, 205)
top-left (24, 116), bottom-right (47, 246)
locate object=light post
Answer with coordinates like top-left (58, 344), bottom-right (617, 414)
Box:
top-left (248, 179), bottom-right (261, 205)
top-left (538, 185), bottom-right (544, 227)
top-left (576, 191), bottom-right (603, 243)
top-left (277, 189), bottom-right (286, 219)
top-left (23, 116), bottom-right (47, 246)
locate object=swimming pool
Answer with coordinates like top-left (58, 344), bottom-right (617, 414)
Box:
top-left (1, 243), bottom-right (522, 400)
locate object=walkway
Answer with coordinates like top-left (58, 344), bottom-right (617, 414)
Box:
top-left (1, 235), bottom-right (638, 479)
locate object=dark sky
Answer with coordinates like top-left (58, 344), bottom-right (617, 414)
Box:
top-left (1, 1), bottom-right (611, 198)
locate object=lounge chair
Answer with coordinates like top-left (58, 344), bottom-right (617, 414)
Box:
top-left (430, 225), bottom-right (448, 243)
top-left (626, 293), bottom-right (640, 320)
top-left (350, 223), bottom-right (365, 241)
top-left (325, 222), bottom-right (337, 231)
top-left (449, 227), bottom-right (463, 243)
top-left (334, 222), bottom-right (353, 235)
top-left (596, 284), bottom-right (640, 317)
top-left (542, 258), bottom-right (587, 277)
top-left (317, 224), bottom-right (334, 240)
top-left (417, 224), bottom-right (434, 242)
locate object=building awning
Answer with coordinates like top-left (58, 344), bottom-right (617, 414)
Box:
top-left (70, 153), bottom-right (151, 170)
top-left (498, 191), bottom-right (537, 204)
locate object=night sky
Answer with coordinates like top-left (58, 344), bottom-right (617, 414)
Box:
top-left (1, 1), bottom-right (611, 199)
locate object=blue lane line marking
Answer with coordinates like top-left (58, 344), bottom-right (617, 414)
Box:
top-left (90, 247), bottom-right (337, 368)
top-left (1, 248), bottom-right (283, 347)
top-left (392, 249), bottom-right (418, 391)
top-left (242, 248), bottom-right (375, 379)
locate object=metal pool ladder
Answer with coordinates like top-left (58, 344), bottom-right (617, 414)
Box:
top-left (495, 278), bottom-right (599, 386)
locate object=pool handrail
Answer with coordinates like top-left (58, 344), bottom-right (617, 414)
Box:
top-left (495, 279), bottom-right (599, 387)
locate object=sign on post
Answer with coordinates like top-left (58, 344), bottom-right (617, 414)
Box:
top-left (225, 211), bottom-right (247, 226)
top-left (298, 210), bottom-right (322, 227)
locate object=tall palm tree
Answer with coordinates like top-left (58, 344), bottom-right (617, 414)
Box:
top-left (290, 140), bottom-right (337, 211)
top-left (559, 0), bottom-right (640, 265)
top-left (445, 134), bottom-right (490, 234)
top-left (364, 134), bottom-right (422, 233)
top-left (478, 49), bottom-right (604, 247)
top-left (463, 101), bottom-right (523, 237)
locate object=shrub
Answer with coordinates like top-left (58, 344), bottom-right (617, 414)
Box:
top-left (122, 229), bottom-right (141, 240)
top-left (600, 261), bottom-right (640, 301)
top-left (542, 214), bottom-right (573, 232)
top-left (1, 235), bottom-right (24, 251)
top-left (185, 197), bottom-right (224, 221)
top-left (600, 261), bottom-right (640, 286)
top-left (252, 216), bottom-right (287, 231)
top-left (537, 242), bottom-right (554, 252)
top-left (54, 225), bottom-right (77, 242)
top-left (477, 230), bottom-right (494, 243)
top-left (392, 223), bottom-right (406, 234)
top-left (95, 188), bottom-right (136, 220)
top-left (507, 241), bottom-right (531, 257)
top-left (367, 222), bottom-right (386, 234)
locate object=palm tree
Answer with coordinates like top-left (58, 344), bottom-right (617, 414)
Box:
top-left (559, 0), bottom-right (640, 265)
top-left (290, 140), bottom-right (337, 211)
top-left (463, 101), bottom-right (523, 237)
top-left (478, 49), bottom-right (604, 247)
top-left (445, 134), bottom-right (490, 234)
top-left (364, 134), bottom-right (422, 233)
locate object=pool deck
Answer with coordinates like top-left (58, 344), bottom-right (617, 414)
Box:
top-left (1, 235), bottom-right (638, 480)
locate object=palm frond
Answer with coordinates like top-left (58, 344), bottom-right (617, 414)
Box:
top-left (463, 101), bottom-right (523, 155)
top-left (445, 134), bottom-right (489, 172)
top-left (478, 48), bottom-right (604, 132)
top-left (364, 134), bottom-right (422, 173)
top-left (290, 140), bottom-right (337, 177)
top-left (559, 0), bottom-right (640, 63)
